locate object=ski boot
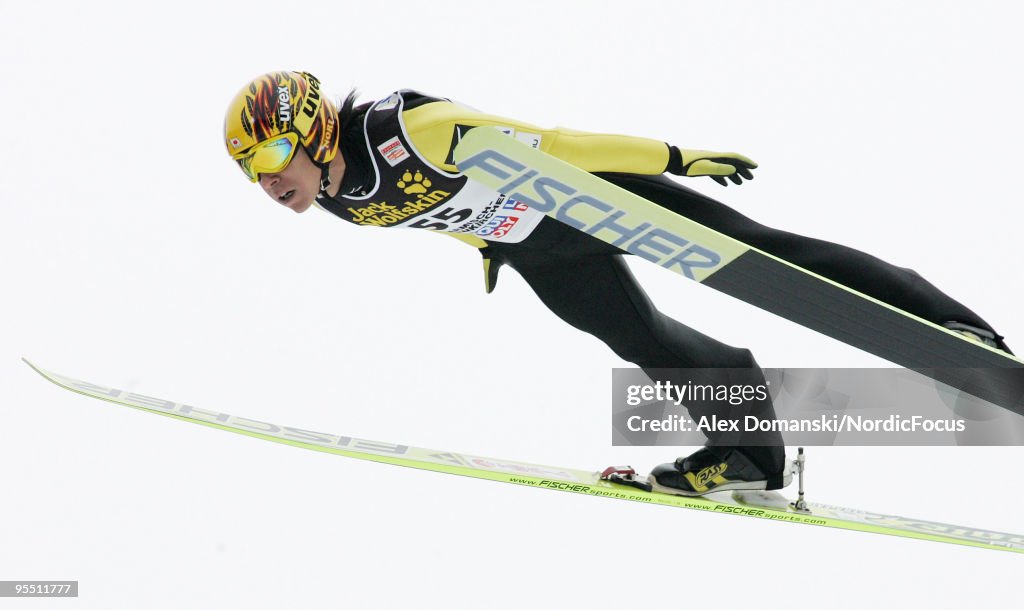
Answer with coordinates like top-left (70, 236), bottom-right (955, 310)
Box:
top-left (943, 321), bottom-right (1013, 355)
top-left (648, 446), bottom-right (792, 496)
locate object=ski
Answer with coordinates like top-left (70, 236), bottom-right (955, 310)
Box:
top-left (25, 359), bottom-right (1024, 553)
top-left (452, 128), bottom-right (1024, 414)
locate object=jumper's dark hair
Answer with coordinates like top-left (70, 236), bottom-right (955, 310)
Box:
top-left (337, 88), bottom-right (364, 133)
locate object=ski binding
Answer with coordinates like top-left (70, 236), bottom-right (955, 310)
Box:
top-left (601, 447), bottom-right (813, 513)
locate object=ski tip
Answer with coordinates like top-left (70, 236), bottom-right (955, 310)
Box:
top-left (21, 358), bottom-right (56, 384)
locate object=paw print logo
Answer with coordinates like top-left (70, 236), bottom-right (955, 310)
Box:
top-left (397, 169), bottom-right (432, 196)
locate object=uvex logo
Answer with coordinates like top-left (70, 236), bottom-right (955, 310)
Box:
top-left (302, 73), bottom-right (321, 119)
top-left (277, 86), bottom-right (291, 123)
top-left (293, 74), bottom-right (324, 137)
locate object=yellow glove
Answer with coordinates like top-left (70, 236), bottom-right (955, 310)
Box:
top-left (666, 145), bottom-right (757, 186)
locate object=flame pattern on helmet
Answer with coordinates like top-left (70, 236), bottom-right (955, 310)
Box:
top-left (224, 71), bottom-right (339, 165)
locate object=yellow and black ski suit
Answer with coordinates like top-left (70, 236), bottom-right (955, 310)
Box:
top-left (315, 90), bottom-right (1003, 473)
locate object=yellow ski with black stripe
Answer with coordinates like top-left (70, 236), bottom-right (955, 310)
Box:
top-left (452, 128), bottom-right (1024, 414)
top-left (25, 360), bottom-right (1024, 553)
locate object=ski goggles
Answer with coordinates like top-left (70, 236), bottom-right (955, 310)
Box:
top-left (232, 132), bottom-right (299, 182)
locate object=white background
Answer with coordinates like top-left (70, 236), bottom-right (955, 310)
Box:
top-left (3, 1), bottom-right (1023, 607)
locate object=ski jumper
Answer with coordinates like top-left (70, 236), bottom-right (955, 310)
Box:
top-left (315, 90), bottom-right (1003, 473)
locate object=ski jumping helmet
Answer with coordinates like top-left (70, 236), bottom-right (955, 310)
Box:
top-left (224, 71), bottom-right (340, 182)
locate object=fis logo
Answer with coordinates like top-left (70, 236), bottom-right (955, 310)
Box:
top-left (685, 463), bottom-right (728, 492)
top-left (375, 93), bottom-right (400, 112)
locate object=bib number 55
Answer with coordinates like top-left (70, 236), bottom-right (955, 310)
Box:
top-left (407, 207), bottom-right (473, 231)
